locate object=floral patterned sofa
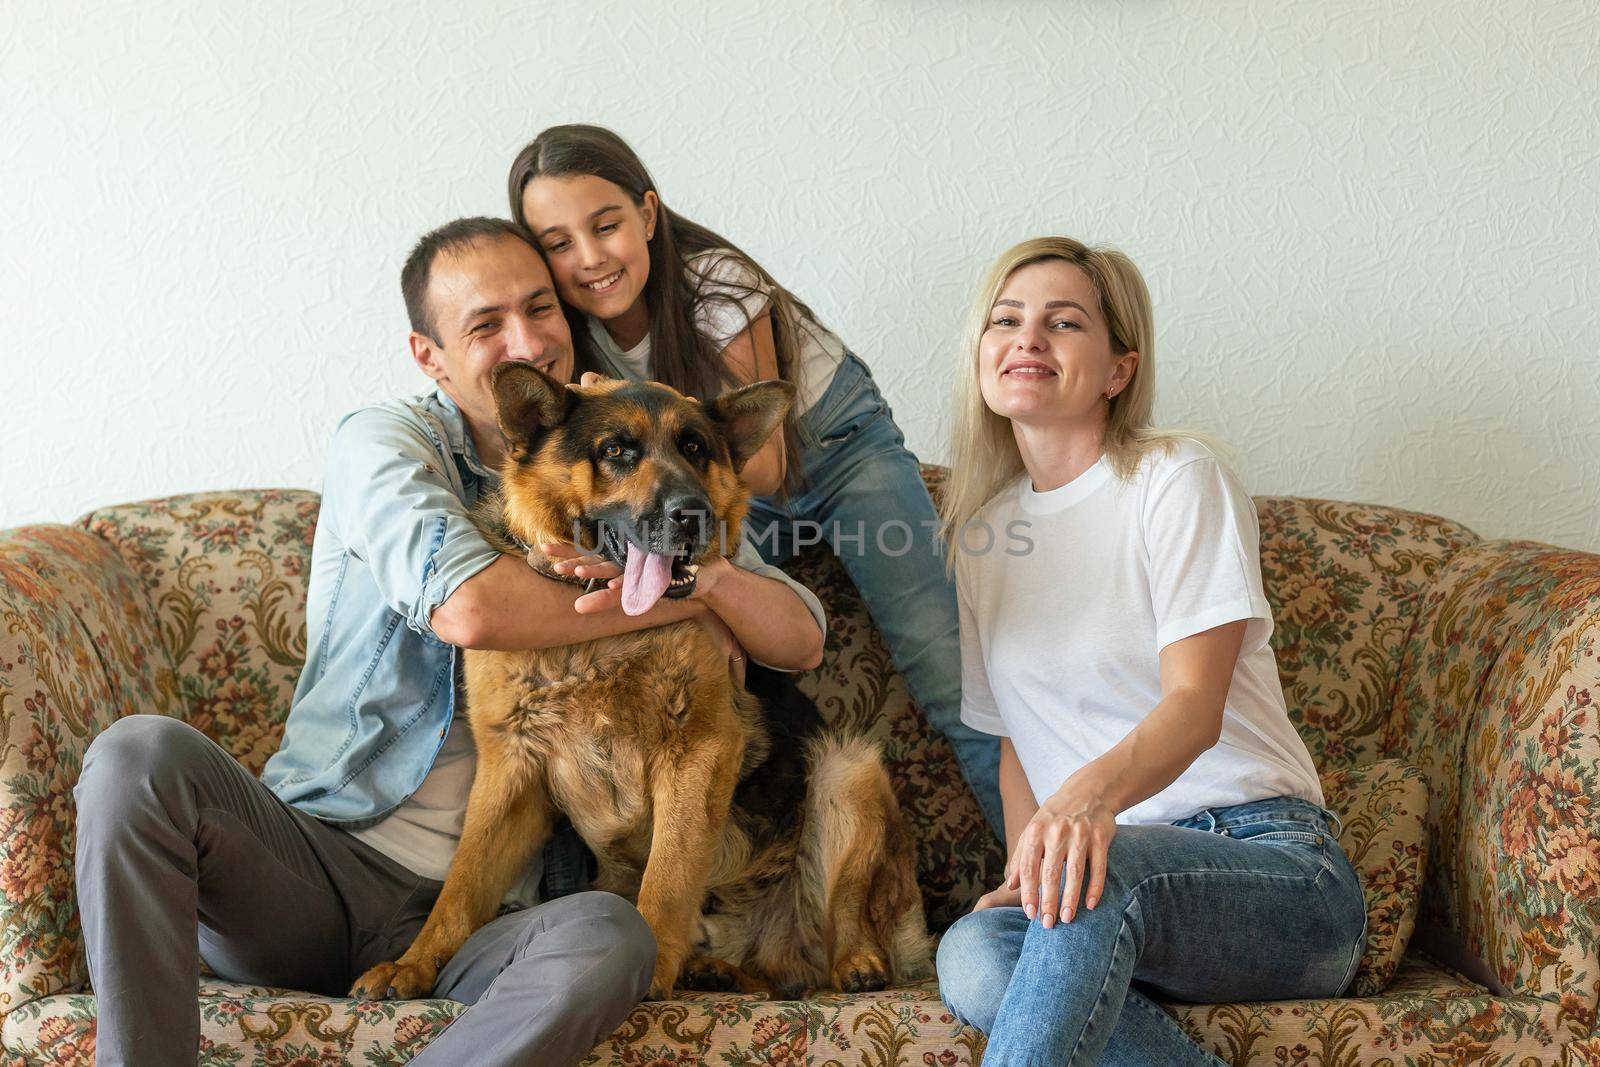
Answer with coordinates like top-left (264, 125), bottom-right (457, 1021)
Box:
top-left (1, 469), bottom-right (1597, 1066)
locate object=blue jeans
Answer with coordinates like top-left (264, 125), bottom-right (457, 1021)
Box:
top-left (936, 796), bottom-right (1367, 1066)
top-left (747, 352), bottom-right (1003, 837)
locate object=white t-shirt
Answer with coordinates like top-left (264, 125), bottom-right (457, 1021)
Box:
top-left (586, 248), bottom-right (845, 414)
top-left (956, 439), bottom-right (1323, 826)
top-left (353, 533), bottom-right (829, 895)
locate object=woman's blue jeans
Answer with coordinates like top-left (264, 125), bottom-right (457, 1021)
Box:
top-left (936, 797), bottom-right (1368, 1066)
top-left (747, 352), bottom-right (1003, 837)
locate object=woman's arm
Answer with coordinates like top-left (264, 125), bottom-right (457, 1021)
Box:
top-left (974, 737), bottom-right (1043, 910)
top-left (717, 311), bottom-right (788, 496)
top-left (1011, 619), bottom-right (1247, 927)
top-left (998, 738), bottom-right (1038, 858)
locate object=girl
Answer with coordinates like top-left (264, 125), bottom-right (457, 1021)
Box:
top-left (933, 237), bottom-right (1366, 1065)
top-left (506, 124), bottom-right (1002, 836)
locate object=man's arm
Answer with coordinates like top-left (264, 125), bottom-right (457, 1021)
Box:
top-left (541, 537), bottom-right (826, 671)
top-left (430, 554), bottom-right (708, 650)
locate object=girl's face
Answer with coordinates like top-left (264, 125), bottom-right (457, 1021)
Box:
top-left (977, 259), bottom-right (1137, 426)
top-left (520, 174), bottom-right (658, 325)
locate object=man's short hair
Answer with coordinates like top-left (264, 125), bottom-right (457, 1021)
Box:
top-left (401, 217), bottom-right (533, 343)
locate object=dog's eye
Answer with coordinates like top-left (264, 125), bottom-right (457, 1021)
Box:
top-left (603, 443), bottom-right (624, 460)
top-left (682, 440), bottom-right (702, 457)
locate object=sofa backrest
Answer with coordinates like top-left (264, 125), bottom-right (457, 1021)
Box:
top-left (78, 490), bottom-right (319, 775)
top-left (76, 479), bottom-right (1600, 1002)
top-left (1253, 496), bottom-right (1480, 770)
top-left (1383, 539), bottom-right (1600, 1006)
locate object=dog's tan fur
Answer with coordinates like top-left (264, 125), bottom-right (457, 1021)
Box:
top-left (350, 366), bottom-right (930, 1001)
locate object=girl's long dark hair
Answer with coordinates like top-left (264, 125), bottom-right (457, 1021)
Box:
top-left (508, 124), bottom-right (813, 493)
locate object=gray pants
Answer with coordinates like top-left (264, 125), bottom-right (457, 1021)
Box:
top-left (73, 715), bottom-right (655, 1067)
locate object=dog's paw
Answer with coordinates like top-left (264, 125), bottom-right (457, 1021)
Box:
top-left (680, 954), bottom-right (742, 992)
top-left (830, 949), bottom-right (888, 993)
top-left (349, 959), bottom-right (437, 1001)
top-left (647, 949), bottom-right (685, 1001)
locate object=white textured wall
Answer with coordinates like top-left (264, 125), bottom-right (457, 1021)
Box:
top-left (4, 0), bottom-right (1597, 551)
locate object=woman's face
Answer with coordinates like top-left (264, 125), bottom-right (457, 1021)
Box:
top-left (520, 174), bottom-right (657, 325)
top-left (977, 259), bottom-right (1136, 426)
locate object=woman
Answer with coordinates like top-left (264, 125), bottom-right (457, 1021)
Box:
top-left (506, 124), bottom-right (1003, 836)
top-left (934, 237), bottom-right (1366, 1065)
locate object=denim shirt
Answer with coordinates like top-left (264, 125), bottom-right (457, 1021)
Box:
top-left (262, 387), bottom-right (825, 828)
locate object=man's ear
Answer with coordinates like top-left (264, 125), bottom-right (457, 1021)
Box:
top-left (410, 332), bottom-right (445, 382)
top-left (706, 380), bottom-right (795, 472)
top-left (493, 361), bottom-right (575, 460)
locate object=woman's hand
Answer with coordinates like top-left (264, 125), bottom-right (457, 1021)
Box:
top-left (1008, 788), bottom-right (1118, 928)
top-left (973, 883), bottom-right (1024, 912)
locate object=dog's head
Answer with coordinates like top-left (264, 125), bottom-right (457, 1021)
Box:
top-left (490, 361), bottom-right (794, 615)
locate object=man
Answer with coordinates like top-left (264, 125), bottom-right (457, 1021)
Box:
top-left (74, 217), bottom-right (827, 1066)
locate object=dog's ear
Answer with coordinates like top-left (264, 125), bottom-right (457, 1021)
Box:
top-left (492, 361), bottom-right (574, 460)
top-left (706, 380), bottom-right (796, 472)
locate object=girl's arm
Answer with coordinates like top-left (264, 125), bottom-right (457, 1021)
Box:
top-left (1011, 619), bottom-right (1246, 927)
top-left (718, 311), bottom-right (788, 495)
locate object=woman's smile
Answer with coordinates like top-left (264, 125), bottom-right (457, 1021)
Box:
top-left (1002, 358), bottom-right (1057, 380)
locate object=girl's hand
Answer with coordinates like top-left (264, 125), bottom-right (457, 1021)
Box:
top-left (973, 883), bottom-right (1024, 912)
top-left (684, 554), bottom-right (733, 603)
top-left (539, 541), bottom-right (622, 584)
top-left (578, 371), bottom-right (609, 387)
top-left (694, 606), bottom-right (747, 688)
top-left (1007, 789), bottom-right (1118, 928)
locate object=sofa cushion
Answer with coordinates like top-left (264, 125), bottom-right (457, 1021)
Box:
top-left (1321, 759), bottom-right (1428, 995)
top-left (0, 978), bottom-right (459, 1067)
top-left (1164, 951), bottom-right (1568, 1066)
top-left (0, 956), bottom-right (1563, 1067)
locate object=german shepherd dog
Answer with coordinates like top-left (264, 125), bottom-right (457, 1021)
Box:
top-left (350, 363), bottom-right (930, 1001)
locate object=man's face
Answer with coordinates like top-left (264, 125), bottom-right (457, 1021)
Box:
top-left (411, 234), bottom-right (575, 448)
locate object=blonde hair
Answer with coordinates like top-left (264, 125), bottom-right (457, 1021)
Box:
top-left (941, 236), bottom-right (1217, 569)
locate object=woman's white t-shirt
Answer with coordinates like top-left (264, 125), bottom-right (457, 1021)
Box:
top-left (585, 248), bottom-right (845, 414)
top-left (956, 439), bottom-right (1323, 826)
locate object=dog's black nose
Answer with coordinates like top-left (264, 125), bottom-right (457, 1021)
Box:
top-left (663, 494), bottom-right (712, 536)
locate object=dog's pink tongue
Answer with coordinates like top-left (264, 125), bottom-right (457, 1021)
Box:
top-left (621, 542), bottom-right (674, 616)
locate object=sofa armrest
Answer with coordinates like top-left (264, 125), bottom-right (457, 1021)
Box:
top-left (0, 525), bottom-right (176, 1016)
top-left (1385, 539), bottom-right (1600, 1030)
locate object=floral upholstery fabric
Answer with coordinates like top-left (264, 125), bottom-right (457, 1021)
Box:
top-left (0, 476), bottom-right (1595, 1064)
top-left (0, 525), bottom-right (177, 1014)
top-left (1319, 759), bottom-right (1428, 997)
top-left (1255, 497), bottom-right (1479, 772)
top-left (77, 491), bottom-right (319, 776)
top-left (0, 956), bottom-right (1572, 1067)
top-left (1384, 540), bottom-right (1600, 1032)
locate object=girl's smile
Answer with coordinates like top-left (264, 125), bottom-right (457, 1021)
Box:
top-left (520, 173), bottom-right (658, 348)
